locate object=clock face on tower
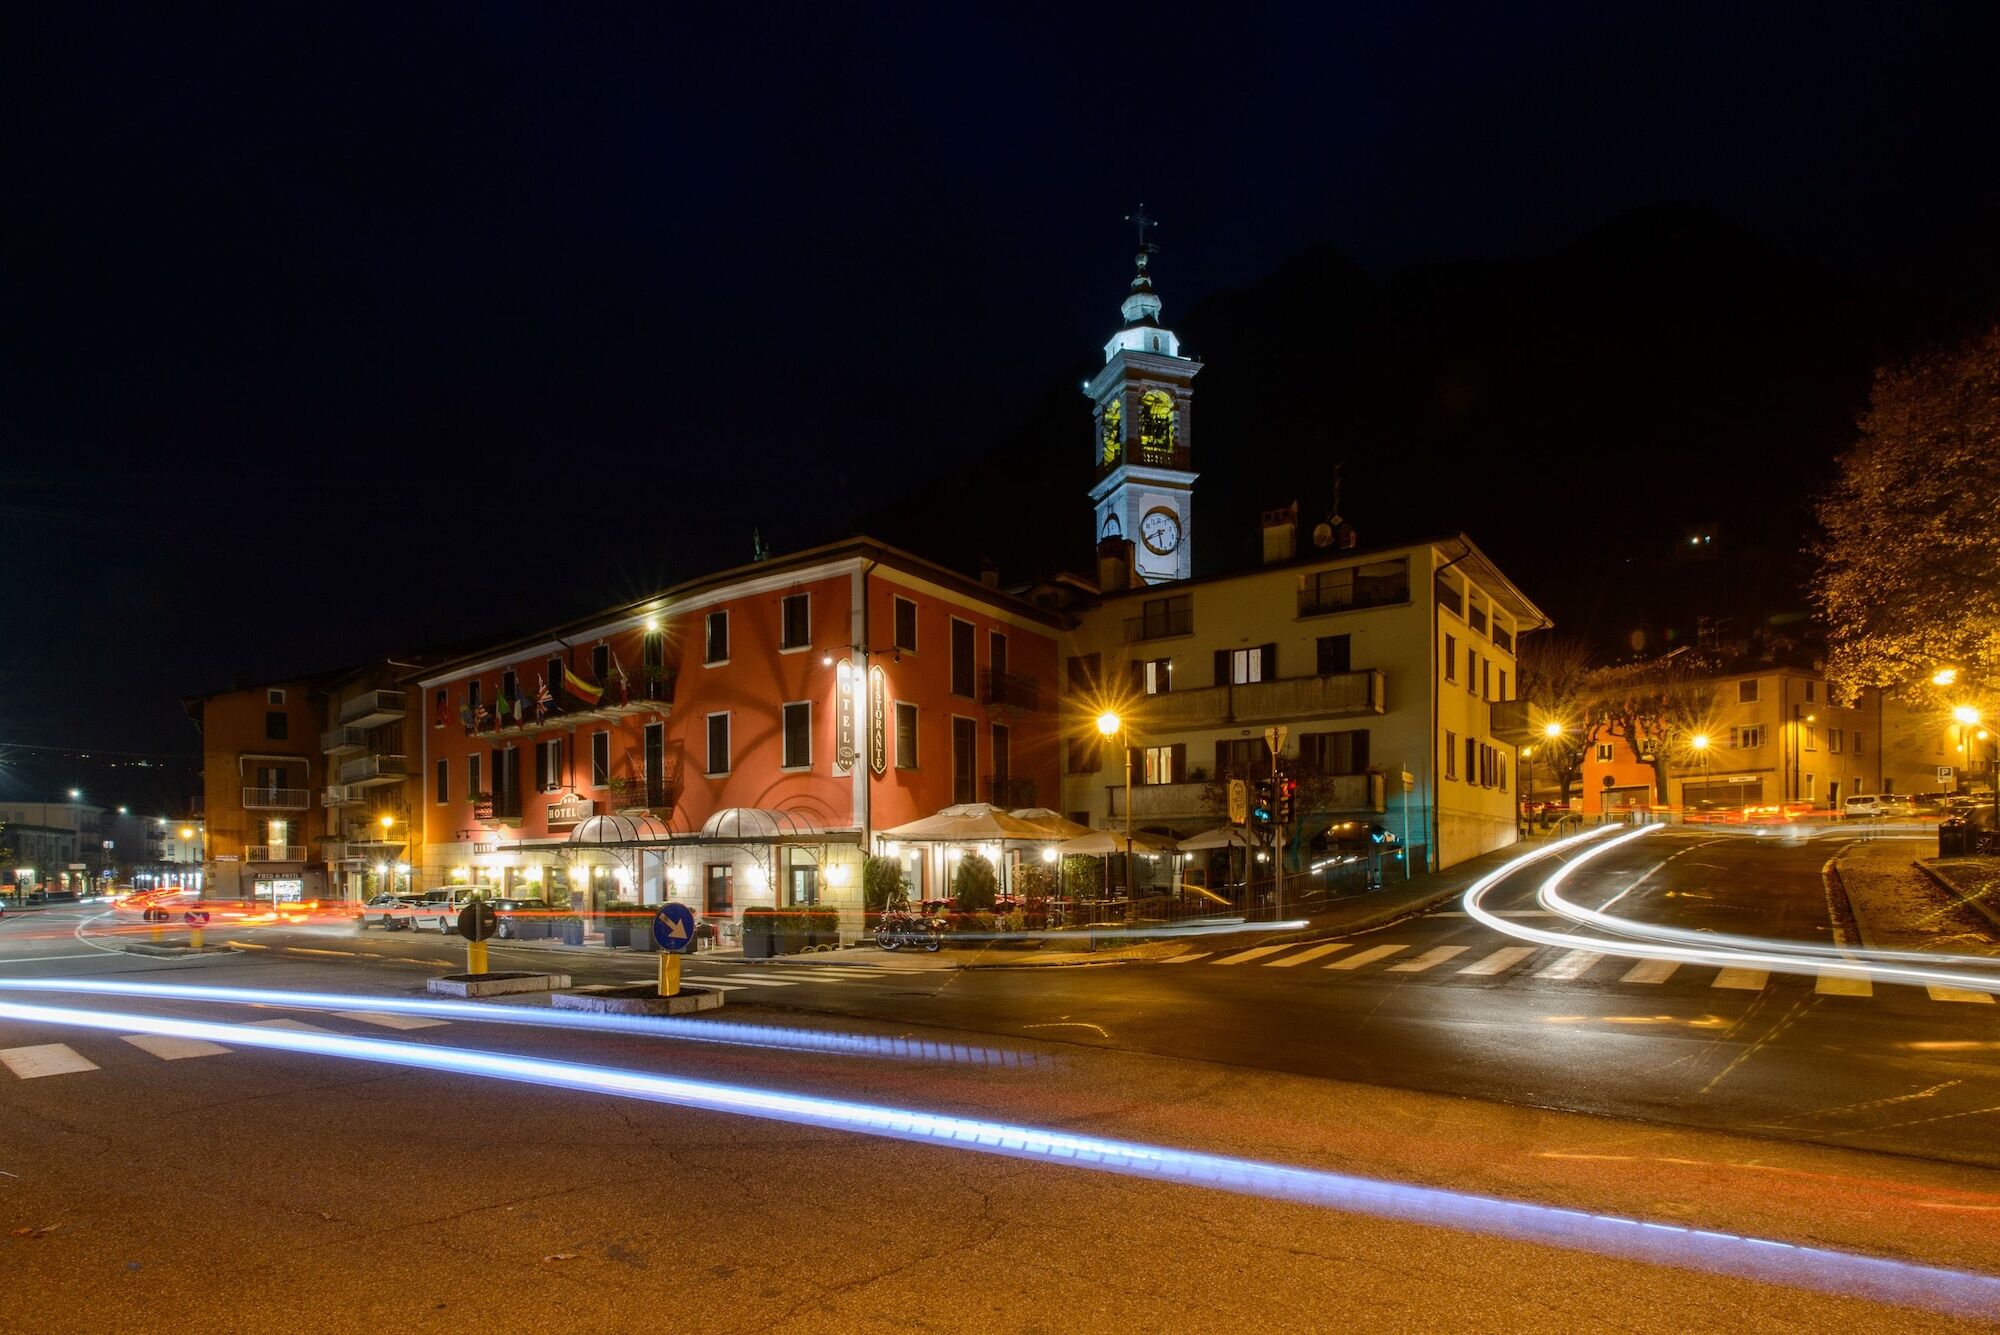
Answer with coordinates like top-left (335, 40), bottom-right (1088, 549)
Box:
top-left (1139, 506), bottom-right (1182, 556)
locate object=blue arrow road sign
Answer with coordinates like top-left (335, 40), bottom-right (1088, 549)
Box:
top-left (654, 901), bottom-right (697, 953)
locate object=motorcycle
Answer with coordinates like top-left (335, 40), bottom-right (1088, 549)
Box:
top-left (874, 902), bottom-right (945, 952)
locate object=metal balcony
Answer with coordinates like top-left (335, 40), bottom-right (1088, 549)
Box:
top-left (320, 726), bottom-right (370, 755)
top-left (246, 845), bottom-right (310, 863)
top-left (337, 753), bottom-right (409, 787)
top-left (241, 786), bottom-right (310, 811)
top-left (1107, 770), bottom-right (1385, 821)
top-left (1136, 670), bottom-right (1385, 730)
top-left (338, 689), bottom-right (407, 728)
top-left (980, 669), bottom-right (1043, 711)
top-left (322, 784), bottom-right (363, 808)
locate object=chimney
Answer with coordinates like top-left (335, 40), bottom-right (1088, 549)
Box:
top-left (978, 558), bottom-right (1001, 589)
top-left (1260, 502), bottom-right (1299, 564)
top-left (1096, 536), bottom-right (1139, 591)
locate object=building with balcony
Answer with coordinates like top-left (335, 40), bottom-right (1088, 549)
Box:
top-left (416, 537), bottom-right (1065, 934)
top-left (0, 798), bottom-right (108, 895)
top-left (319, 667), bottom-right (429, 902)
top-left (184, 676), bottom-right (335, 904)
top-left (1060, 514), bottom-right (1546, 877)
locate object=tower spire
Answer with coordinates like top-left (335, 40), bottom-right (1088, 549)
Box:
top-left (1119, 203), bottom-right (1163, 327)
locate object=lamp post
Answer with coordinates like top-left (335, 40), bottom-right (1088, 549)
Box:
top-left (1952, 705), bottom-right (1996, 844)
top-left (1690, 733), bottom-right (1710, 812)
top-left (1096, 711), bottom-right (1134, 922)
top-left (1536, 721), bottom-right (1564, 831)
top-left (1520, 745), bottom-right (1534, 836)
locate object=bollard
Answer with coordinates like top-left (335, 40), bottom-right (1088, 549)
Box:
top-left (658, 951), bottom-right (680, 998)
top-left (190, 927), bottom-right (204, 949)
top-left (467, 940), bottom-right (488, 976)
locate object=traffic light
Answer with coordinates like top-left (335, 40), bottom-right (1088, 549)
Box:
top-left (1250, 779), bottom-right (1274, 828)
top-left (1275, 777), bottom-right (1299, 825)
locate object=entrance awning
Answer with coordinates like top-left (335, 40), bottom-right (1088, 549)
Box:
top-left (566, 814), bottom-right (674, 848)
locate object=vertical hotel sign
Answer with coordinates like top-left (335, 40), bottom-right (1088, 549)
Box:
top-left (834, 660), bottom-right (858, 773)
top-left (867, 664), bottom-right (888, 776)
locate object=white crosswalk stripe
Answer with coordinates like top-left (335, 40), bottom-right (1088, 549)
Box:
top-left (1267, 943), bottom-right (1350, 968)
top-left (1215, 945), bottom-right (1295, 966)
top-left (121, 1034), bottom-right (231, 1059)
top-left (1536, 950), bottom-right (1604, 980)
top-left (333, 1011), bottom-right (449, 1030)
top-left (1926, 985), bottom-right (1994, 1004)
top-left (708, 973), bottom-right (806, 987)
top-left (1162, 952), bottom-right (1211, 965)
top-left (245, 1018), bottom-right (336, 1033)
top-left (1713, 968), bottom-right (1768, 991)
top-left (1815, 971), bottom-right (1872, 997)
top-left (1327, 944), bottom-right (1408, 970)
top-left (1621, 959), bottom-right (1679, 985)
top-left (1386, 945), bottom-right (1470, 973)
top-left (0, 1043), bottom-right (98, 1078)
top-left (1458, 946), bottom-right (1537, 976)
top-left (675, 978), bottom-right (756, 992)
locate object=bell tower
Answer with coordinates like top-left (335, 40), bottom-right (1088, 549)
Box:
top-left (1086, 208), bottom-right (1201, 585)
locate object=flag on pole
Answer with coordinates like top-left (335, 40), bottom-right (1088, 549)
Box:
top-left (563, 663), bottom-right (603, 707)
top-left (610, 647), bottom-right (629, 703)
top-left (535, 675), bottom-right (552, 723)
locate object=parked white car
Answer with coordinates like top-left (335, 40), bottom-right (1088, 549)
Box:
top-left (1842, 795), bottom-right (1885, 818)
top-left (359, 892), bottom-right (419, 930)
top-left (408, 888), bottom-right (497, 933)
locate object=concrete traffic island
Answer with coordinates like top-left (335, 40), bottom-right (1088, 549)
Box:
top-left (552, 983), bottom-right (725, 1015)
top-left (123, 940), bottom-right (237, 958)
top-left (427, 971), bottom-right (573, 998)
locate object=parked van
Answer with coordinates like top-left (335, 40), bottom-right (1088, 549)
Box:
top-left (408, 886), bottom-right (498, 933)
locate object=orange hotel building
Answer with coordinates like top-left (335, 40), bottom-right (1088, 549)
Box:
top-left (416, 537), bottom-right (1064, 936)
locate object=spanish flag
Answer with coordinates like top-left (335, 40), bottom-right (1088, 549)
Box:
top-left (562, 664), bottom-right (603, 707)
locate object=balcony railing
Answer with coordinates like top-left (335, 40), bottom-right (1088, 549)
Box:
top-left (1122, 610), bottom-right (1194, 642)
top-left (608, 776), bottom-right (677, 816)
top-left (322, 784), bottom-right (363, 807)
top-left (1297, 576), bottom-right (1411, 617)
top-left (241, 786), bottom-right (309, 811)
top-left (1107, 770), bottom-right (1386, 821)
top-left (1097, 445), bottom-right (1192, 479)
top-left (980, 669), bottom-right (1043, 711)
top-left (983, 775), bottom-right (1036, 808)
top-left (467, 672), bottom-right (676, 739)
top-left (337, 753), bottom-right (409, 786)
top-left (338, 689), bottom-right (407, 727)
top-left (1135, 670), bottom-right (1385, 730)
top-left (320, 725), bottom-right (370, 754)
top-left (246, 845), bottom-right (310, 863)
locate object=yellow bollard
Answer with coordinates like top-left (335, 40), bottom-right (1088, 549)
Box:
top-left (658, 951), bottom-right (680, 998)
top-left (468, 939), bottom-right (488, 976)
top-left (190, 927), bottom-right (204, 950)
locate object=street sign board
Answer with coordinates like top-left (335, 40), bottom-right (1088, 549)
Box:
top-left (1226, 778), bottom-right (1248, 825)
top-left (653, 901), bottom-right (697, 952)
top-left (1264, 726), bottom-right (1288, 756)
top-left (185, 909), bottom-right (210, 926)
top-left (457, 901), bottom-right (496, 942)
top-left (1401, 770), bottom-right (1415, 790)
top-left (1939, 766), bottom-right (1955, 782)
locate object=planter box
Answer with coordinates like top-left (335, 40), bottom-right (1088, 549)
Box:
top-left (742, 924), bottom-right (776, 959)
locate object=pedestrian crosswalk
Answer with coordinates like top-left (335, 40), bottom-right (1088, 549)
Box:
top-left (1153, 937), bottom-right (2000, 1007)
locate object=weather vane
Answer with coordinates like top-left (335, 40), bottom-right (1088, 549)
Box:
top-left (1125, 203), bottom-right (1159, 257)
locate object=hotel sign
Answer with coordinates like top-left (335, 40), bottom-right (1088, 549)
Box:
top-left (868, 664), bottom-right (888, 776)
top-left (545, 798), bottom-right (596, 829)
top-left (834, 660), bottom-right (858, 773)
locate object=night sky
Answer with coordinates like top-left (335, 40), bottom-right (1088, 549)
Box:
top-left (5, 2), bottom-right (1998, 809)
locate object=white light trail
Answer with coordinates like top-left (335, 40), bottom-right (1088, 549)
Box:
top-left (0, 978), bottom-right (1035, 1068)
top-left (1466, 828), bottom-right (2000, 993)
top-left (0, 994), bottom-right (1992, 1318)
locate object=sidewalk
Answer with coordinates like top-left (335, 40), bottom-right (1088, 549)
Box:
top-left (1914, 854), bottom-right (2000, 937)
top-left (1833, 841), bottom-right (2000, 954)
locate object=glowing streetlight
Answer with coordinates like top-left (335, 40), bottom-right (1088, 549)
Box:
top-left (1690, 733), bottom-right (1710, 752)
top-left (67, 788), bottom-right (80, 800)
top-left (179, 826), bottom-right (195, 841)
top-left (1096, 710), bottom-right (1122, 737)
top-left (1934, 667), bottom-right (1960, 687)
top-left (1093, 711), bottom-right (1135, 919)
top-left (1542, 721), bottom-right (1564, 739)
top-left (1953, 705), bottom-right (1982, 727)
top-left (1689, 732), bottom-right (1712, 807)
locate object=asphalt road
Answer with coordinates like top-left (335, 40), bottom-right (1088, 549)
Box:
top-left (2, 832), bottom-right (1997, 1329)
top-left (173, 828), bottom-right (1997, 1170)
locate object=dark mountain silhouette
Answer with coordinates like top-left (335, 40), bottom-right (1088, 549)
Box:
top-left (851, 205), bottom-right (1953, 658)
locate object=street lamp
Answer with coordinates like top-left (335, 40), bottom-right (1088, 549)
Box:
top-left (1096, 710), bottom-right (1135, 919)
top-left (1934, 668), bottom-right (1960, 687)
top-left (1520, 745), bottom-right (1535, 835)
top-left (1954, 706), bottom-right (1998, 836)
top-left (1690, 733), bottom-right (1711, 810)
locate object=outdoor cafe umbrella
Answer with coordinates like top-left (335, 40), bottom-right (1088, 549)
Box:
top-left (1008, 807), bottom-right (1093, 839)
top-left (1057, 829), bottom-right (1183, 856)
top-left (879, 804), bottom-right (1051, 842)
top-left (1176, 825), bottom-right (1255, 851)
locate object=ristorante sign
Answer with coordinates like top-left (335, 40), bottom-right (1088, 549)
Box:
top-left (868, 664), bottom-right (887, 776)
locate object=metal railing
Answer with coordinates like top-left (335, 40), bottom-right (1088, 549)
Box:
top-left (241, 786), bottom-right (309, 810)
top-left (1122, 607), bottom-right (1194, 642)
top-left (1137, 669), bottom-right (1384, 729)
top-left (322, 784), bottom-right (362, 807)
top-left (246, 845), bottom-right (309, 863)
top-left (337, 753), bottom-right (409, 784)
top-left (983, 775), bottom-right (1036, 808)
top-left (979, 669), bottom-right (1043, 711)
top-left (1108, 770), bottom-right (1385, 820)
top-left (319, 726), bottom-right (370, 754)
top-left (608, 777), bottom-right (676, 814)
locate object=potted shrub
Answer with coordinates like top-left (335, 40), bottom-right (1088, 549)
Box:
top-left (558, 914), bottom-right (585, 946)
top-left (600, 901), bottom-right (638, 948)
top-left (742, 909), bottom-right (778, 959)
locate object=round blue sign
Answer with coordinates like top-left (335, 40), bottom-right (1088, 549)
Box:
top-left (653, 901), bottom-right (698, 952)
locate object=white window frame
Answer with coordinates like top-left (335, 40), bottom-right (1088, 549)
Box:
top-left (1229, 648), bottom-right (1263, 685)
top-left (780, 700), bottom-right (812, 770)
top-left (705, 611), bottom-right (730, 666)
top-left (779, 593), bottom-right (812, 654)
top-left (705, 711), bottom-right (732, 776)
top-left (1142, 658), bottom-right (1171, 695)
top-left (267, 688), bottom-right (286, 705)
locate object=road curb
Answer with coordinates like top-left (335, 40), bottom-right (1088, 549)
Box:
top-left (1911, 860), bottom-right (2000, 936)
top-left (1820, 855), bottom-right (1866, 950)
top-left (120, 942), bottom-right (240, 958)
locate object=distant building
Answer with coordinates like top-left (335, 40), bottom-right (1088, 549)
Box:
top-left (0, 797), bottom-right (106, 893)
top-left (185, 678), bottom-right (335, 903)
top-left (320, 663), bottom-right (432, 904)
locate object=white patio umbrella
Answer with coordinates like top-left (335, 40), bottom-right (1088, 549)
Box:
top-left (1008, 807), bottom-right (1093, 839)
top-left (1176, 825), bottom-right (1255, 851)
top-left (1058, 829), bottom-right (1182, 856)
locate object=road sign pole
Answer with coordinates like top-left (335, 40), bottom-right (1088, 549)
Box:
top-left (658, 950), bottom-right (681, 998)
top-left (468, 939), bottom-right (488, 975)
